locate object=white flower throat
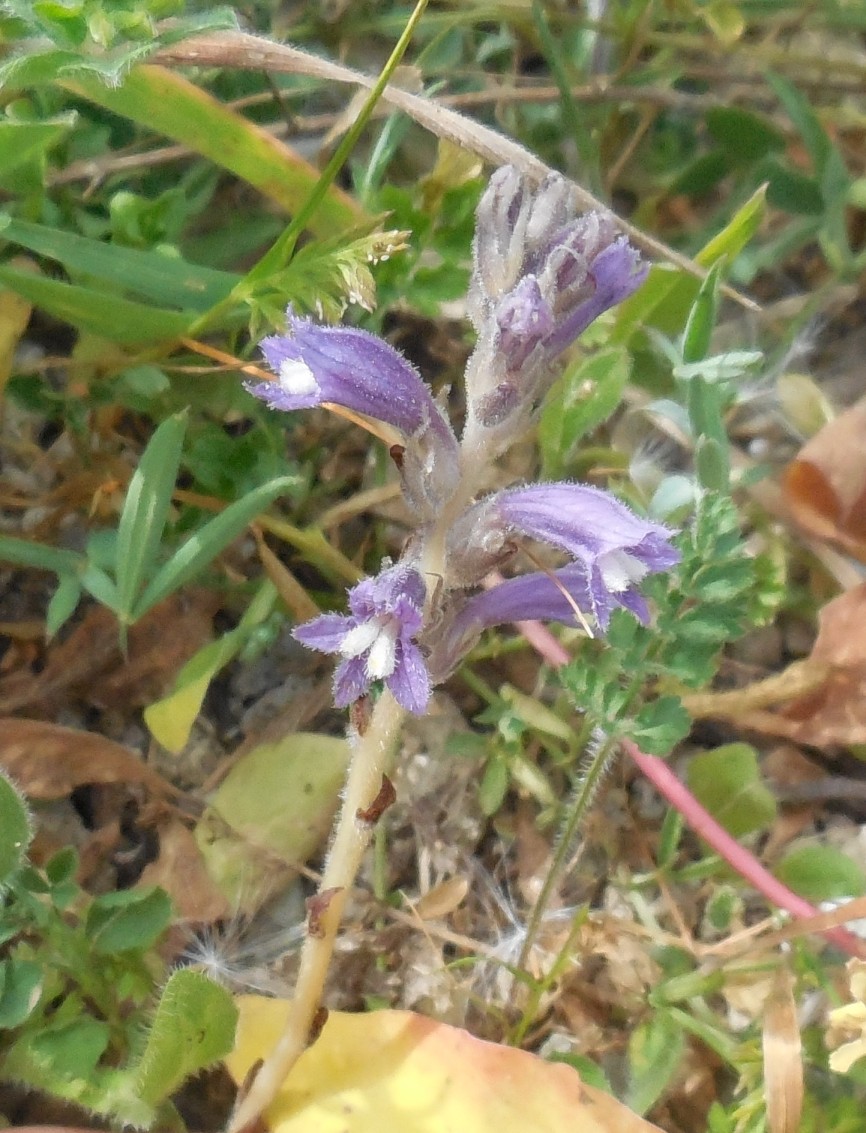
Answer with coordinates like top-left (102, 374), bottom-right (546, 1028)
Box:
top-left (598, 549), bottom-right (648, 593)
top-left (279, 358), bottom-right (319, 396)
top-left (339, 615), bottom-right (399, 679)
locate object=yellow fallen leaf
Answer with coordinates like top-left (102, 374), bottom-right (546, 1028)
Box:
top-left (227, 996), bottom-right (664, 1133)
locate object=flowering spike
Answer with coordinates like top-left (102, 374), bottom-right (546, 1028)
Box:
top-left (464, 170), bottom-right (647, 442)
top-left (293, 564), bottom-right (431, 715)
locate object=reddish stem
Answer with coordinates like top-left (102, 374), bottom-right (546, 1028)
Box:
top-left (506, 610), bottom-right (866, 958)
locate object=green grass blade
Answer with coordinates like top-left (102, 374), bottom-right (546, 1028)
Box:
top-left (115, 412), bottom-right (188, 625)
top-left (0, 215), bottom-right (238, 312)
top-left (79, 564), bottom-right (119, 612)
top-left (0, 264), bottom-right (193, 344)
top-left (0, 535), bottom-right (82, 574)
top-left (61, 66), bottom-right (367, 239)
top-left (132, 475), bottom-right (297, 621)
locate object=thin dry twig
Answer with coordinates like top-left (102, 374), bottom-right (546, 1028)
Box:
top-left (153, 30), bottom-right (758, 312)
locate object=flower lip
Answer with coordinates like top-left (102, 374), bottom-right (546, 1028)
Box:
top-left (293, 563), bottom-right (431, 715)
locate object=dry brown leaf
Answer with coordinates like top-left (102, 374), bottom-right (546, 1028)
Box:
top-left (782, 397), bottom-right (866, 561)
top-left (139, 818), bottom-right (229, 922)
top-left (763, 967), bottom-right (803, 1133)
top-left (686, 585), bottom-right (866, 749)
top-left (751, 585), bottom-right (866, 747)
top-left (413, 876), bottom-right (470, 921)
top-left (0, 592), bottom-right (217, 714)
top-left (0, 717), bottom-right (175, 799)
top-left (227, 996), bottom-right (667, 1133)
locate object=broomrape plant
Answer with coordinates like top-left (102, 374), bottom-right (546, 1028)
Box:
top-left (229, 165), bottom-right (681, 1131)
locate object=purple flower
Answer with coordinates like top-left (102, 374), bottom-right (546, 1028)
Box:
top-left (293, 564), bottom-right (431, 714)
top-left (458, 565), bottom-right (596, 632)
top-left (465, 170), bottom-right (647, 434)
top-left (248, 307), bottom-right (458, 455)
top-left (496, 217), bottom-right (646, 373)
top-left (450, 483), bottom-right (680, 630)
top-left (249, 307), bottom-right (461, 518)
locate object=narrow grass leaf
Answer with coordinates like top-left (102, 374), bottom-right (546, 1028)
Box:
top-left (61, 67), bottom-right (367, 238)
top-left (0, 215), bottom-right (239, 311)
top-left (45, 574), bottom-right (83, 638)
top-left (681, 261), bottom-right (724, 365)
top-left (0, 263), bottom-right (192, 344)
top-left (0, 535), bottom-right (82, 575)
top-left (79, 563), bottom-right (119, 612)
top-left (132, 475), bottom-right (297, 620)
top-left (115, 412), bottom-right (188, 625)
top-left (145, 581), bottom-right (278, 753)
top-left (765, 71), bottom-right (832, 174)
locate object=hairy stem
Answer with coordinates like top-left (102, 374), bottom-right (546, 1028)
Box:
top-left (516, 727), bottom-right (616, 971)
top-left (227, 691), bottom-right (406, 1132)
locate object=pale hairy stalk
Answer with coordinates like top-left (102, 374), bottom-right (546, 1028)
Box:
top-left (227, 690), bottom-right (405, 1132)
top-left (228, 453), bottom-right (486, 1131)
top-left (517, 726), bottom-right (617, 971)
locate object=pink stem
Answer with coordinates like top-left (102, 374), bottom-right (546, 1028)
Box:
top-left (505, 608), bottom-right (866, 958)
top-left (623, 740), bottom-right (866, 957)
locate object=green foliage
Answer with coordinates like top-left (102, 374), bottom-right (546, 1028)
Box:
top-left (775, 845), bottom-right (866, 904)
top-left (686, 744), bottom-right (777, 839)
top-left (131, 969), bottom-right (237, 1111)
top-left (0, 773), bottom-right (32, 891)
top-left (0, 814), bottom-right (236, 1125)
top-left (539, 346), bottom-right (632, 478)
top-left (0, 0), bottom-right (237, 87)
top-left (625, 1012), bottom-right (686, 1116)
top-left (560, 491), bottom-right (760, 754)
top-left (0, 413), bottom-right (298, 635)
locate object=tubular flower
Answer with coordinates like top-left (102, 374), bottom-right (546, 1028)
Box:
top-left (293, 564), bottom-right (431, 715)
top-left (248, 307), bottom-right (460, 516)
top-left (449, 483), bottom-right (680, 630)
top-left (249, 308), bottom-right (451, 443)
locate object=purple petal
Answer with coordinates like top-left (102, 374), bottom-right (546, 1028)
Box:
top-left (611, 585), bottom-right (651, 625)
top-left (387, 639), bottom-right (431, 714)
top-left (543, 238), bottom-right (647, 358)
top-left (249, 309), bottom-right (458, 454)
top-left (495, 276), bottom-right (555, 370)
top-left (333, 655), bottom-right (371, 708)
top-left (293, 613), bottom-right (356, 653)
top-left (458, 565), bottom-right (593, 632)
top-left (497, 483), bottom-right (677, 563)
